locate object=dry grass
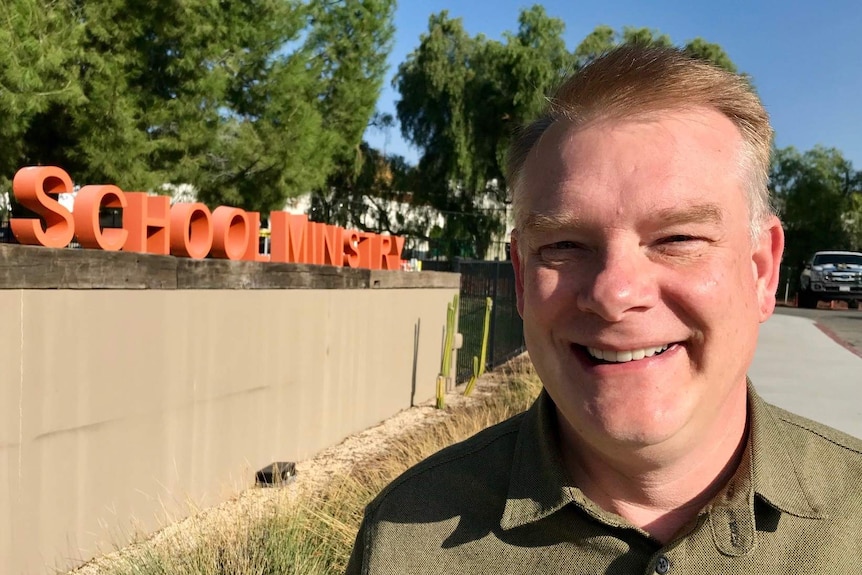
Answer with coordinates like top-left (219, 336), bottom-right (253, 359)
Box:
top-left (69, 356), bottom-right (541, 575)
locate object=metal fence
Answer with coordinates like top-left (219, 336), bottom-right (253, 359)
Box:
top-left (0, 219), bottom-right (14, 244)
top-left (424, 259), bottom-right (525, 383)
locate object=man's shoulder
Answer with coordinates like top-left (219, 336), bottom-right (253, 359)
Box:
top-left (365, 410), bottom-right (527, 520)
top-left (764, 402), bottom-right (862, 496)
top-left (768, 402), bottom-right (862, 456)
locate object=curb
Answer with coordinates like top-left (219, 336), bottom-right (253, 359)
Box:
top-left (815, 321), bottom-right (862, 360)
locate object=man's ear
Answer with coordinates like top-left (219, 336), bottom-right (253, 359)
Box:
top-left (752, 215), bottom-right (785, 322)
top-left (510, 230), bottom-right (525, 318)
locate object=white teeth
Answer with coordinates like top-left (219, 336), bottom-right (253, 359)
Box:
top-left (587, 344), bottom-right (670, 363)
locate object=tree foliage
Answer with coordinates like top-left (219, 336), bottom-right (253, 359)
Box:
top-left (683, 37), bottom-right (738, 73)
top-left (393, 7), bottom-right (573, 258)
top-left (308, 142), bottom-right (438, 248)
top-left (307, 0), bottom-right (396, 165)
top-left (392, 9), bottom-right (740, 259)
top-left (0, 0), bottom-right (395, 217)
top-left (0, 0), bottom-right (82, 195)
top-left (771, 145), bottom-right (862, 273)
top-left (7, 0), bottom-right (859, 275)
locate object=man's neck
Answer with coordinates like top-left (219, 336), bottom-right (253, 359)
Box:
top-left (559, 389), bottom-right (749, 544)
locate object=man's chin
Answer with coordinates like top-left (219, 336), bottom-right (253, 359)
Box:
top-left (553, 389), bottom-right (695, 455)
top-left (582, 411), bottom-right (686, 450)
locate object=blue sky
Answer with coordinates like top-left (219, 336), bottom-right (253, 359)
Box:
top-left (364, 0), bottom-right (862, 169)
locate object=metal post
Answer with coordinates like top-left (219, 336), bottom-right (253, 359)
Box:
top-left (487, 261), bottom-right (499, 370)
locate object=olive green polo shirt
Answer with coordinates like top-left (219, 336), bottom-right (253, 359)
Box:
top-left (345, 384), bottom-right (862, 574)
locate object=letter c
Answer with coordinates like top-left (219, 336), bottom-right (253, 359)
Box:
top-left (74, 185), bottom-right (128, 250)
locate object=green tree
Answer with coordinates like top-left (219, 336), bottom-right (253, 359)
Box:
top-left (306, 0), bottom-right (396, 166)
top-left (846, 191), bottom-right (862, 251)
top-left (683, 37), bottom-right (738, 73)
top-left (172, 0), bottom-right (395, 215)
top-left (572, 24), bottom-right (615, 65)
top-left (3, 0), bottom-right (396, 218)
top-left (303, 0), bottom-right (399, 228)
top-left (17, 0), bottom-right (235, 190)
top-left (192, 0), bottom-right (330, 213)
top-left (395, 6), bottom-right (569, 259)
top-left (573, 25), bottom-right (672, 65)
top-left (573, 25), bottom-right (735, 74)
top-left (0, 0), bottom-right (82, 205)
top-left (394, 12), bottom-right (739, 260)
top-left (621, 26), bottom-right (673, 48)
top-left (309, 142), bottom-right (432, 238)
top-left (395, 11), bottom-right (489, 258)
top-left (771, 145), bottom-right (862, 274)
top-left (471, 5), bottom-right (572, 188)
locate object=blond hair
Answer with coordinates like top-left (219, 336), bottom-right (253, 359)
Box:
top-left (507, 45), bottom-right (773, 240)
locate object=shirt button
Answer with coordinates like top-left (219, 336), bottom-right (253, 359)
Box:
top-left (655, 555), bottom-right (671, 574)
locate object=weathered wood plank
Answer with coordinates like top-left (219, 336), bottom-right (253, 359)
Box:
top-left (0, 244), bottom-right (177, 289)
top-left (0, 244), bottom-right (461, 290)
top-left (369, 269), bottom-right (460, 289)
top-left (176, 259), bottom-right (371, 289)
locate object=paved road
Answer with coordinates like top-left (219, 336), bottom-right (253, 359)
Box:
top-left (774, 304), bottom-right (862, 356)
top-left (750, 308), bottom-right (862, 439)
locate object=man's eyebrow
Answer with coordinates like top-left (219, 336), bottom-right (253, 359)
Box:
top-left (520, 203), bottom-right (723, 232)
top-left (652, 203), bottom-right (724, 227)
top-left (521, 212), bottom-right (579, 232)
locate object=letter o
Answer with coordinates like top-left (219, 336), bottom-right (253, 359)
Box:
top-left (211, 207), bottom-right (251, 260)
top-left (170, 203), bottom-right (213, 259)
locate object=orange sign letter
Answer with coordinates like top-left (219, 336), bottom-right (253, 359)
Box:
top-left (10, 166), bottom-right (75, 247)
top-left (74, 185), bottom-right (129, 251)
top-left (242, 212), bottom-right (270, 262)
top-left (124, 193), bottom-right (171, 255)
top-left (170, 203), bottom-right (213, 259)
top-left (211, 207), bottom-right (250, 260)
top-left (343, 229), bottom-right (360, 268)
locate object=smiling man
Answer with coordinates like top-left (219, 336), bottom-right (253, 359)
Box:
top-left (346, 46), bottom-right (862, 574)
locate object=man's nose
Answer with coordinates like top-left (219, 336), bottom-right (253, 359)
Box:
top-left (576, 248), bottom-right (658, 321)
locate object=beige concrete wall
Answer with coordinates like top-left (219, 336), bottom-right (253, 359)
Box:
top-left (0, 286), bottom-right (457, 574)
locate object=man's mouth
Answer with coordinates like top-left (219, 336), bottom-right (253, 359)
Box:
top-left (581, 344), bottom-right (675, 365)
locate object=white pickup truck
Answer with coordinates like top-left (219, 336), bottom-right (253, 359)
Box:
top-left (798, 250), bottom-right (862, 308)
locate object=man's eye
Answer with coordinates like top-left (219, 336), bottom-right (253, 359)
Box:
top-left (537, 241), bottom-right (584, 261)
top-left (547, 241), bottom-right (581, 250)
top-left (654, 234), bottom-right (710, 254)
top-left (661, 235), bottom-right (696, 243)
top-left (540, 241), bottom-right (583, 252)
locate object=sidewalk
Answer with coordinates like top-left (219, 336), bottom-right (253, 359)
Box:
top-left (749, 313), bottom-right (862, 439)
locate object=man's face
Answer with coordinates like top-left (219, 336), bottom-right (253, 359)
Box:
top-left (511, 109), bottom-right (783, 455)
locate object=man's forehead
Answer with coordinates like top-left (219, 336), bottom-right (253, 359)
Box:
top-left (523, 108), bottom-right (744, 173)
top-left (516, 108), bottom-right (747, 230)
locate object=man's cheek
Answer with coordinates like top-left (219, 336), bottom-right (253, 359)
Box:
top-left (677, 263), bottom-right (727, 299)
top-left (528, 282), bottom-right (561, 314)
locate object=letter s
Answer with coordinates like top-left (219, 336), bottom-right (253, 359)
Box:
top-left (10, 166), bottom-right (75, 247)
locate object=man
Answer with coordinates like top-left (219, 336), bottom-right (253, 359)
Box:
top-left (346, 45), bottom-right (862, 574)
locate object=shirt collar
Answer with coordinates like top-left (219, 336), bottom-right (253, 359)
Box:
top-left (709, 382), bottom-right (826, 556)
top-left (499, 389), bottom-right (577, 530)
top-left (747, 380), bottom-right (825, 520)
top-left (499, 382), bottom-right (825, 534)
